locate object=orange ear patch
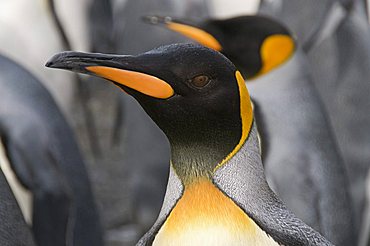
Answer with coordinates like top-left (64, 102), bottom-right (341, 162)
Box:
top-left (258, 34), bottom-right (295, 76)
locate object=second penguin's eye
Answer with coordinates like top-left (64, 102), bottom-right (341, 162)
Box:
top-left (189, 75), bottom-right (210, 88)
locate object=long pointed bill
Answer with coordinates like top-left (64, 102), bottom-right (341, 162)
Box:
top-left (45, 52), bottom-right (174, 99)
top-left (143, 15), bottom-right (222, 51)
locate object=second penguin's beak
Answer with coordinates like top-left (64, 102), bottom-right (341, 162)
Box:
top-left (45, 51), bottom-right (174, 99)
top-left (142, 15), bottom-right (222, 51)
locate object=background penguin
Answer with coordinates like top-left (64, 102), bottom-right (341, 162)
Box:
top-left (258, 0), bottom-right (341, 51)
top-left (304, 2), bottom-right (370, 238)
top-left (142, 15), bottom-right (355, 245)
top-left (0, 54), bottom-right (103, 246)
top-left (47, 43), bottom-right (333, 245)
top-left (259, 0), bottom-right (370, 241)
top-left (0, 167), bottom-right (36, 246)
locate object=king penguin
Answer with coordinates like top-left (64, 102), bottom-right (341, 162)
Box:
top-left (259, 1), bottom-right (370, 237)
top-left (46, 43), bottom-right (333, 245)
top-left (304, 1), bottom-right (370, 237)
top-left (142, 15), bottom-right (356, 245)
top-left (0, 54), bottom-right (103, 246)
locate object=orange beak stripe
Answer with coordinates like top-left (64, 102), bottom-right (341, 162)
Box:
top-left (167, 22), bottom-right (222, 51)
top-left (86, 66), bottom-right (174, 99)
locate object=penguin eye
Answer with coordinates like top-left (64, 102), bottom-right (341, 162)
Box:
top-left (189, 75), bottom-right (210, 88)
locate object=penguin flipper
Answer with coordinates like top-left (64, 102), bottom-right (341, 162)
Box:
top-left (0, 169), bottom-right (36, 246)
top-left (2, 123), bottom-right (72, 246)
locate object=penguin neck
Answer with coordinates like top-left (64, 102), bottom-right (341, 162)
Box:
top-left (212, 122), bottom-right (272, 210)
top-left (168, 123), bottom-right (242, 186)
top-left (158, 122), bottom-right (267, 220)
top-left (151, 123), bottom-right (276, 246)
top-left (214, 123), bottom-right (267, 187)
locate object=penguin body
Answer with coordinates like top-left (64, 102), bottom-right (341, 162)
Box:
top-left (140, 124), bottom-right (331, 246)
top-left (0, 54), bottom-right (103, 246)
top-left (0, 167), bottom-right (35, 246)
top-left (47, 43), bottom-right (333, 245)
top-left (259, 1), bottom-right (370, 235)
top-left (307, 2), bottom-right (370, 234)
top-left (152, 176), bottom-right (278, 246)
top-left (142, 15), bottom-right (355, 245)
top-left (248, 50), bottom-right (354, 243)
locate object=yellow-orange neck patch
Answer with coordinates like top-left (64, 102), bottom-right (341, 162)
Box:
top-left (213, 71), bottom-right (253, 172)
top-left (167, 22), bottom-right (222, 51)
top-left (153, 178), bottom-right (278, 246)
top-left (257, 34), bottom-right (295, 76)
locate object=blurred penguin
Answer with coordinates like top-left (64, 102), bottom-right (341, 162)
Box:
top-left (0, 54), bottom-right (103, 246)
top-left (307, 2), bottom-right (370, 236)
top-left (260, 0), bottom-right (370, 237)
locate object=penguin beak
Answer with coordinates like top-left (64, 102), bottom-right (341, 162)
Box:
top-left (142, 15), bottom-right (222, 51)
top-left (45, 51), bottom-right (174, 99)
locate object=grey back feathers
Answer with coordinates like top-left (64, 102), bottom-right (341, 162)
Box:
top-left (248, 50), bottom-right (355, 245)
top-left (307, 1), bottom-right (370, 232)
top-left (260, 0), bottom-right (370, 241)
top-left (0, 169), bottom-right (36, 246)
top-left (0, 54), bottom-right (103, 246)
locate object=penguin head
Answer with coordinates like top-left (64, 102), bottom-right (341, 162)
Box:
top-left (46, 44), bottom-right (253, 184)
top-left (143, 15), bottom-right (295, 79)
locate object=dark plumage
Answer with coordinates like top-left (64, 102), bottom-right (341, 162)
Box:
top-left (0, 54), bottom-right (103, 246)
top-left (0, 168), bottom-right (35, 246)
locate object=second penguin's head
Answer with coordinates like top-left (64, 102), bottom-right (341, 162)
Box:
top-left (143, 15), bottom-right (295, 79)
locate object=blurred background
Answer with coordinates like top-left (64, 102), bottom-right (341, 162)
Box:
top-left (0, 0), bottom-right (370, 245)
